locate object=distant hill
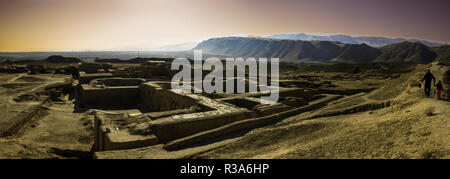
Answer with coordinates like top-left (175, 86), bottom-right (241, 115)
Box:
top-left (333, 43), bottom-right (381, 63)
top-left (194, 37), bottom-right (450, 64)
top-left (373, 42), bottom-right (436, 63)
top-left (44, 55), bottom-right (81, 63)
top-left (432, 45), bottom-right (450, 64)
top-left (195, 37), bottom-right (345, 61)
top-left (95, 57), bottom-right (174, 63)
top-left (194, 37), bottom-right (381, 63)
top-left (266, 33), bottom-right (445, 47)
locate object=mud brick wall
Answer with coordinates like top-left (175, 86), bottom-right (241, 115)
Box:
top-left (139, 83), bottom-right (198, 112)
top-left (79, 85), bottom-right (140, 107)
top-left (79, 72), bottom-right (114, 84)
top-left (91, 78), bottom-right (145, 87)
top-left (149, 110), bottom-right (255, 143)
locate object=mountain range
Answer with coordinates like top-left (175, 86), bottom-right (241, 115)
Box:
top-left (193, 37), bottom-right (450, 64)
top-left (266, 33), bottom-right (445, 47)
top-left (152, 33), bottom-right (446, 52)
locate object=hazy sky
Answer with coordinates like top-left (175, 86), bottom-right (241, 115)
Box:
top-left (0, 0), bottom-right (449, 51)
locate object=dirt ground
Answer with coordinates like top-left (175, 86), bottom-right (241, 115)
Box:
top-left (0, 73), bottom-right (93, 159)
top-left (0, 103), bottom-right (93, 159)
top-left (195, 98), bottom-right (449, 159)
top-left (194, 63), bottom-right (449, 159)
top-left (0, 62), bottom-right (448, 159)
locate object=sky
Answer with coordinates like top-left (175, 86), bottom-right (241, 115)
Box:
top-left (0, 0), bottom-right (449, 51)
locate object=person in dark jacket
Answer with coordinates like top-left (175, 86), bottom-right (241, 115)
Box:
top-left (422, 69), bottom-right (436, 97)
top-left (435, 80), bottom-right (444, 100)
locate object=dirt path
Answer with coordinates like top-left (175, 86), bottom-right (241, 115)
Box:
top-left (5, 73), bottom-right (26, 83)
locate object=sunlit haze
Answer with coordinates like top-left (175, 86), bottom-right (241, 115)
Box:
top-left (0, 0), bottom-right (449, 51)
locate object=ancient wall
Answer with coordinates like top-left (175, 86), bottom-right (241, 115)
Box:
top-left (91, 82), bottom-right (257, 151)
top-left (139, 82), bottom-right (199, 112)
top-left (148, 110), bottom-right (255, 142)
top-left (79, 85), bottom-right (140, 107)
top-left (79, 72), bottom-right (114, 84)
top-left (219, 97), bottom-right (260, 110)
top-left (93, 112), bottom-right (158, 151)
top-left (278, 88), bottom-right (319, 101)
top-left (90, 78), bottom-right (145, 87)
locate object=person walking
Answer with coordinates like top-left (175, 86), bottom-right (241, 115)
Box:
top-left (435, 80), bottom-right (444, 100)
top-left (422, 69), bottom-right (436, 97)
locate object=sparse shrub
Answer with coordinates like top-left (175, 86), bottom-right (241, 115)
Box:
top-left (424, 107), bottom-right (435, 116)
top-left (420, 149), bottom-right (439, 159)
top-left (419, 142), bottom-right (442, 159)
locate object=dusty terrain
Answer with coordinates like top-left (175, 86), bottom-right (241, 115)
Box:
top-left (0, 72), bottom-right (93, 159)
top-left (194, 63), bottom-right (449, 159)
top-left (0, 61), bottom-right (448, 159)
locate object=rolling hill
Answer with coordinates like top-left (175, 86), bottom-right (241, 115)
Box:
top-left (194, 37), bottom-right (450, 64)
top-left (266, 33), bottom-right (445, 47)
top-left (373, 42), bottom-right (436, 63)
top-left (432, 45), bottom-right (450, 64)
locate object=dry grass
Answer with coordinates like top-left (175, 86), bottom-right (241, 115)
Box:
top-left (424, 106), bottom-right (435, 116)
top-left (419, 141), bottom-right (442, 159)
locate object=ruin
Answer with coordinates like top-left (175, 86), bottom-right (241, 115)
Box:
top-left (82, 76), bottom-right (365, 155)
top-left (1, 0), bottom-right (450, 161)
top-left (1, 57), bottom-right (448, 159)
top-left (66, 59), bottom-right (427, 158)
